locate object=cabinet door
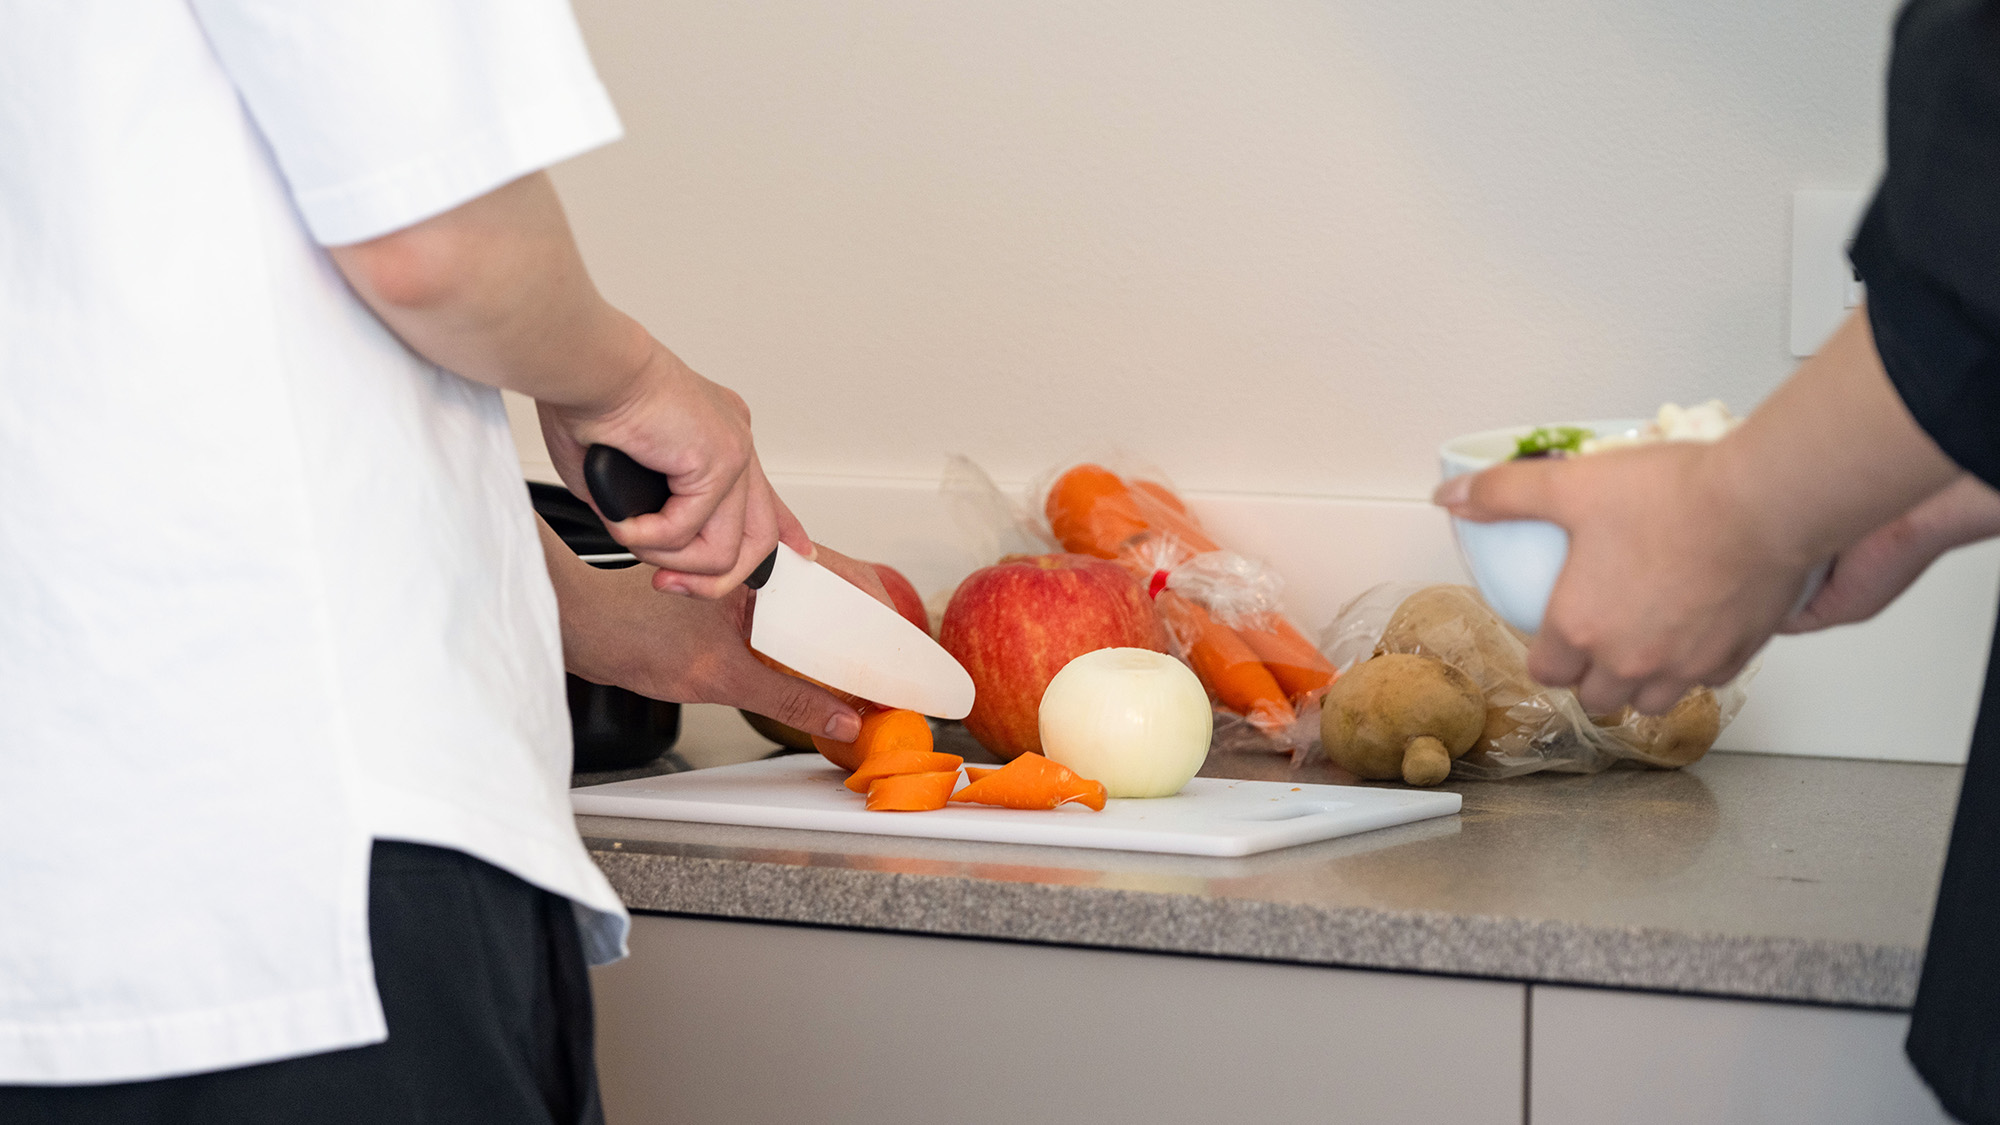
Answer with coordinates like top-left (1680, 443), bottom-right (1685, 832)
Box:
top-left (1530, 985), bottom-right (1951, 1125)
top-left (593, 914), bottom-right (1525, 1125)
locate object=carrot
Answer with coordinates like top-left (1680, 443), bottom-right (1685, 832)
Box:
top-left (949, 752), bottom-right (1106, 811)
top-left (1046, 464), bottom-right (1223, 560)
top-left (812, 708), bottom-right (931, 773)
top-left (864, 770), bottom-right (959, 812)
top-left (1238, 617), bottom-right (1337, 700)
top-left (844, 747), bottom-right (965, 794)
top-left (1046, 464), bottom-right (1152, 559)
top-left (962, 765), bottom-right (999, 783)
top-left (1155, 591), bottom-right (1296, 733)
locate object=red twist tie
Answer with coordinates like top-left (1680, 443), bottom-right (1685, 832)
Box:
top-left (1147, 569), bottom-right (1170, 600)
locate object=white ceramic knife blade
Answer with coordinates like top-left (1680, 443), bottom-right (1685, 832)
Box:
top-left (749, 543), bottom-right (975, 720)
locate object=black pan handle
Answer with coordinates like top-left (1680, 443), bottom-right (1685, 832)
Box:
top-left (580, 444), bottom-right (780, 589)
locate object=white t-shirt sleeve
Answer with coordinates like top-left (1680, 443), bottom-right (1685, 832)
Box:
top-left (189, 0), bottom-right (623, 245)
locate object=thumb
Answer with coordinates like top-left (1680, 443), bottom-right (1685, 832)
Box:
top-left (736, 663), bottom-right (865, 743)
top-left (1433, 458), bottom-right (1566, 525)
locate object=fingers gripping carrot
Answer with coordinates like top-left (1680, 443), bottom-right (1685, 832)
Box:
top-left (814, 707), bottom-right (931, 773)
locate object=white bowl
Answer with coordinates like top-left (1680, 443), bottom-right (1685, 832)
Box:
top-left (1439, 419), bottom-right (1828, 636)
top-left (1438, 420), bottom-right (1646, 634)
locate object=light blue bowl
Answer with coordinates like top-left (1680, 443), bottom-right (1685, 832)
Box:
top-left (1438, 420), bottom-right (1645, 635)
top-left (1439, 419), bottom-right (1827, 635)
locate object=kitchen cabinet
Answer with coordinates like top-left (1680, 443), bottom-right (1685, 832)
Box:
top-left (592, 914), bottom-right (1526, 1125)
top-left (1527, 985), bottom-right (1950, 1125)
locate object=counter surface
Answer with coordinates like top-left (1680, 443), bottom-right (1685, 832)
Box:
top-left (577, 723), bottom-right (1960, 1009)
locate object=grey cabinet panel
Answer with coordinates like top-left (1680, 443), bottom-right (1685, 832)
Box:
top-left (1529, 985), bottom-right (1951, 1125)
top-left (593, 914), bottom-right (1525, 1125)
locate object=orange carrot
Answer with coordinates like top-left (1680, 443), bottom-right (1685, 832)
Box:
top-left (1238, 617), bottom-right (1337, 700)
top-left (949, 752), bottom-right (1107, 811)
top-left (962, 765), bottom-right (999, 783)
top-left (1046, 464), bottom-right (1152, 560)
top-left (1155, 591), bottom-right (1296, 733)
top-left (844, 748), bottom-right (965, 794)
top-left (813, 708), bottom-right (931, 773)
top-left (864, 770), bottom-right (960, 812)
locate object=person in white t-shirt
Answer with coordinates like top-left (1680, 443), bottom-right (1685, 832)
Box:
top-left (0, 1), bottom-right (862, 1119)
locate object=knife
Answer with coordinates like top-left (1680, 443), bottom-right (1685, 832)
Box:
top-left (581, 445), bottom-right (976, 720)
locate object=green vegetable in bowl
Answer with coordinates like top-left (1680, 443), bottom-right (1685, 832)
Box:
top-left (1512, 425), bottom-right (1594, 459)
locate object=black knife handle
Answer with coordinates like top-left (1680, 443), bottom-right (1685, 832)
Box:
top-left (583, 445), bottom-right (671, 522)
top-left (581, 444), bottom-right (780, 590)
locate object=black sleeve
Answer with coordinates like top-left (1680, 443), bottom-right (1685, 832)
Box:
top-left (1848, 0), bottom-right (2000, 488)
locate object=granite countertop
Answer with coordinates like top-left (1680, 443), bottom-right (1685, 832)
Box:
top-left (575, 720), bottom-right (1961, 1010)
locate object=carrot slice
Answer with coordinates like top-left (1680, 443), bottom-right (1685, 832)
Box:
top-left (865, 770), bottom-right (959, 812)
top-left (844, 748), bottom-right (965, 793)
top-left (813, 707), bottom-right (932, 773)
top-left (949, 752), bottom-right (1107, 811)
top-left (962, 765), bottom-right (999, 783)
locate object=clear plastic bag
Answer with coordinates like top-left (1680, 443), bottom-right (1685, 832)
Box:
top-left (942, 453), bottom-right (1332, 752)
top-left (1312, 581), bottom-right (1753, 778)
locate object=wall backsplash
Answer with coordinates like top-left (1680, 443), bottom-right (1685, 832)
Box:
top-left (549, 0), bottom-right (1898, 498)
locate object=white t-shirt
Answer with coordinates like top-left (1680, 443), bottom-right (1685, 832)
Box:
top-left (0, 0), bottom-right (630, 1084)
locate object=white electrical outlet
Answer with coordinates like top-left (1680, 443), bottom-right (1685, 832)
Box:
top-left (1789, 189), bottom-right (1871, 357)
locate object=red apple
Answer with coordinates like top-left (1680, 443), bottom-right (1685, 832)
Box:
top-left (872, 563), bottom-right (931, 635)
top-left (939, 554), bottom-right (1169, 761)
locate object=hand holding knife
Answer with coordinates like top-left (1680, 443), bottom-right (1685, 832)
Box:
top-left (581, 445), bottom-right (975, 721)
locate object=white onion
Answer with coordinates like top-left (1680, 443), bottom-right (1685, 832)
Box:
top-left (1037, 647), bottom-right (1212, 798)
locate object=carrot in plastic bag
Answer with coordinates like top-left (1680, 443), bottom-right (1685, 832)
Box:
top-left (865, 771), bottom-right (959, 812)
top-left (949, 752), bottom-right (1107, 811)
top-left (813, 707), bottom-right (931, 774)
top-left (1155, 591), bottom-right (1296, 733)
top-left (1238, 617), bottom-right (1337, 700)
top-left (844, 747), bottom-right (965, 793)
top-left (1046, 464), bottom-right (1220, 560)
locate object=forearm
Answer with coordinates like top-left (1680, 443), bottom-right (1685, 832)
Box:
top-left (537, 518), bottom-right (621, 684)
top-left (1712, 307), bottom-right (1962, 567)
top-left (327, 172), bottom-right (649, 412)
top-left (1906, 474), bottom-right (2000, 556)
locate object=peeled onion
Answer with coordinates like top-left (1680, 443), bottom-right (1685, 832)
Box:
top-left (1037, 647), bottom-right (1212, 798)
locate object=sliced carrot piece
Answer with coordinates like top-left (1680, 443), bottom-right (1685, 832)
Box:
top-left (813, 707), bottom-right (931, 773)
top-left (949, 752), bottom-right (1106, 812)
top-left (844, 748), bottom-right (965, 793)
top-left (962, 765), bottom-right (999, 783)
top-left (865, 771), bottom-right (959, 812)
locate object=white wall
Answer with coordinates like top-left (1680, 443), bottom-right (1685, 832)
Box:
top-left (525, 0), bottom-right (2000, 764)
top-left (548, 0), bottom-right (1897, 496)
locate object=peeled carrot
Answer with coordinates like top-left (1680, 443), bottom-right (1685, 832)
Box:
top-left (1155, 591), bottom-right (1296, 733)
top-left (962, 765), bottom-right (999, 783)
top-left (844, 748), bottom-right (965, 793)
top-left (949, 752), bottom-right (1106, 811)
top-left (1238, 617), bottom-right (1337, 700)
top-left (865, 770), bottom-right (959, 812)
top-left (813, 708), bottom-right (931, 773)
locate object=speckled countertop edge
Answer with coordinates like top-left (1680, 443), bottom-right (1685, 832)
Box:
top-left (584, 842), bottom-right (1923, 1010)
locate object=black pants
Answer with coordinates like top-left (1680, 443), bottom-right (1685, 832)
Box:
top-left (0, 841), bottom-right (605, 1125)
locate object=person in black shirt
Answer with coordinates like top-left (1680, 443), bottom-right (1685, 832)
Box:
top-left (1437, 2), bottom-right (2000, 1120)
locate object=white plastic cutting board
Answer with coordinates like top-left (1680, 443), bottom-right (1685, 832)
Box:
top-left (571, 756), bottom-right (1460, 857)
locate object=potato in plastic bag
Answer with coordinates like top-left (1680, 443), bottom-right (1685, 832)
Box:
top-left (1310, 582), bottom-right (1750, 778)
